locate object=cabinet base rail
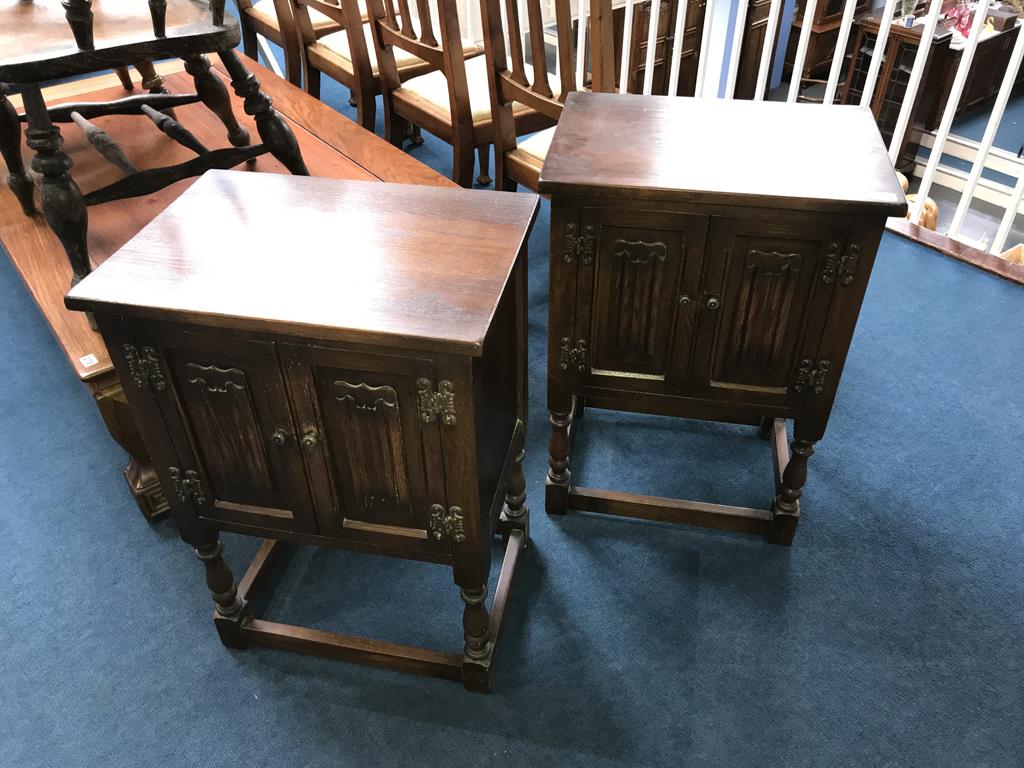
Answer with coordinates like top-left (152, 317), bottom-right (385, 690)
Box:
top-left (552, 415), bottom-right (800, 545)
top-left (227, 528), bottom-right (526, 692)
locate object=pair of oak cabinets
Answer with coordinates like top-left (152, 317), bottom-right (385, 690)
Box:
top-left (66, 95), bottom-right (906, 692)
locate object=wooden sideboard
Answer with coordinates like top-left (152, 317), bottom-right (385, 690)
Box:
top-left (66, 171), bottom-right (538, 691)
top-left (539, 93), bottom-right (906, 545)
top-left (0, 56), bottom-right (451, 520)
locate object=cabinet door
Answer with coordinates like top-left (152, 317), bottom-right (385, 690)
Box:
top-left (573, 208), bottom-right (708, 392)
top-left (279, 345), bottom-right (449, 550)
top-left (137, 329), bottom-right (319, 533)
top-left (688, 218), bottom-right (846, 406)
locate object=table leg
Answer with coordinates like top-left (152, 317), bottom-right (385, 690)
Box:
top-left (195, 535), bottom-right (249, 648)
top-left (461, 585), bottom-right (493, 692)
top-left (1, 84), bottom-right (35, 215)
top-left (21, 83), bottom-right (89, 287)
top-left (769, 427), bottom-right (817, 545)
top-left (545, 397), bottom-right (574, 515)
top-left (91, 377), bottom-right (168, 521)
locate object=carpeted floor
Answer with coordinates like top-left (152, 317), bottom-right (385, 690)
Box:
top-left (1, 62), bottom-right (1023, 768)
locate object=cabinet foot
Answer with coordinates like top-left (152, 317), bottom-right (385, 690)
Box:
top-left (195, 539), bottom-right (249, 649)
top-left (499, 446), bottom-right (529, 543)
top-left (546, 406), bottom-right (573, 515)
top-left (125, 456), bottom-right (169, 520)
top-left (769, 437), bottom-right (815, 547)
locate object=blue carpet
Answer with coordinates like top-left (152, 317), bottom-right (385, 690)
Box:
top-left (2, 55), bottom-right (1024, 768)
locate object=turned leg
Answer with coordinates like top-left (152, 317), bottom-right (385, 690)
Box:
top-left (770, 436), bottom-right (816, 545)
top-left (21, 83), bottom-right (89, 287)
top-left (546, 400), bottom-right (573, 515)
top-left (217, 50), bottom-right (308, 175)
top-left (0, 83), bottom-right (34, 215)
top-left (476, 144), bottom-right (491, 186)
top-left (460, 585), bottom-right (493, 692)
top-left (195, 536), bottom-right (249, 648)
top-left (498, 447), bottom-right (529, 542)
top-left (113, 66), bottom-right (134, 90)
top-left (183, 54), bottom-right (250, 148)
top-left (407, 123), bottom-right (424, 146)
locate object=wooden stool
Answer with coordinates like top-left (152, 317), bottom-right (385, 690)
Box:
top-left (66, 171), bottom-right (538, 692)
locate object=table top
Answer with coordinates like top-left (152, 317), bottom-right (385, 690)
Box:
top-left (539, 92), bottom-right (908, 216)
top-left (0, 57), bottom-right (452, 383)
top-left (66, 172), bottom-right (538, 355)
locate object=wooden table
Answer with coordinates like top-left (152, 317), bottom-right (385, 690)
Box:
top-left (0, 54), bottom-right (451, 519)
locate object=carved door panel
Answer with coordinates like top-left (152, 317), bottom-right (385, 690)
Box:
top-left (689, 218), bottom-right (847, 406)
top-left (279, 345), bottom-right (450, 550)
top-left (573, 208), bottom-right (708, 393)
top-left (136, 329), bottom-right (319, 533)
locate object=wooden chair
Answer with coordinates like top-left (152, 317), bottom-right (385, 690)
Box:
top-left (284, 0), bottom-right (440, 131)
top-left (478, 0), bottom-right (615, 191)
top-left (0, 0), bottom-right (307, 291)
top-left (236, 0), bottom-right (343, 84)
top-left (367, 0), bottom-right (555, 187)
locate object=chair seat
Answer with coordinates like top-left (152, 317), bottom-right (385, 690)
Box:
top-left (397, 55), bottom-right (550, 125)
top-left (310, 24), bottom-right (430, 76)
top-left (0, 0), bottom-right (238, 82)
top-left (248, 0), bottom-right (348, 33)
top-left (510, 126), bottom-right (555, 166)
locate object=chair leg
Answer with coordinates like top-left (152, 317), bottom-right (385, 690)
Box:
top-left (217, 50), bottom-right (309, 176)
top-left (476, 144), bottom-right (491, 186)
top-left (304, 63), bottom-right (321, 100)
top-left (113, 66), bottom-right (134, 90)
top-left (452, 140), bottom-right (475, 188)
top-left (241, 18), bottom-right (259, 62)
top-left (385, 109), bottom-right (407, 148)
top-left (21, 83), bottom-right (89, 287)
top-left (184, 54), bottom-right (250, 148)
top-left (0, 84), bottom-right (35, 215)
top-left (410, 124), bottom-right (424, 146)
top-left (355, 84), bottom-right (376, 132)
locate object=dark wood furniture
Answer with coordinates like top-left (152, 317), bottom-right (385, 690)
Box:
top-left (0, 0), bottom-right (306, 293)
top-left (368, 0), bottom-right (551, 186)
top-left (539, 93), bottom-right (906, 544)
top-left (784, 0), bottom-right (872, 87)
top-left (0, 57), bottom-right (453, 520)
top-left (66, 171), bottom-right (538, 691)
top-left (840, 11), bottom-right (951, 174)
top-left (611, 0), bottom-right (708, 96)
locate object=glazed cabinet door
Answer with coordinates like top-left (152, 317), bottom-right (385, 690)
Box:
top-left (279, 345), bottom-right (450, 554)
top-left (570, 208), bottom-right (709, 393)
top-left (688, 217), bottom-right (847, 407)
top-left (131, 328), bottom-right (319, 533)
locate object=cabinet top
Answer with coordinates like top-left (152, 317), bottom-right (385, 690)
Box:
top-left (539, 93), bottom-right (908, 216)
top-left (65, 172), bottom-right (539, 356)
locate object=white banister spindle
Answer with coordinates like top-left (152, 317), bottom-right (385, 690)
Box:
top-left (991, 170), bottom-right (1024, 255)
top-left (858, 0), bottom-right (897, 107)
top-left (753, 0), bottom-right (782, 99)
top-left (786, 0), bottom-right (819, 102)
top-left (619, 0), bottom-right (636, 93)
top-left (667, 0), bottom-right (689, 95)
top-left (724, 0), bottom-right (750, 97)
top-left (642, 0), bottom-right (664, 94)
top-left (887, 0), bottom-right (942, 163)
top-left (822, 0), bottom-right (858, 104)
top-left (694, 0), bottom-right (716, 96)
top-left (575, 0), bottom-right (588, 88)
top-left (949, 19), bottom-right (1024, 238)
top-left (911, 0), bottom-right (991, 224)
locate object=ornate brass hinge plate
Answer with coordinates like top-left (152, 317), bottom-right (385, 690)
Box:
top-left (559, 337), bottom-right (588, 373)
top-left (564, 223), bottom-right (596, 265)
top-left (429, 504), bottom-right (465, 543)
top-left (794, 358), bottom-right (831, 395)
top-left (822, 241), bottom-right (861, 287)
top-left (416, 379), bottom-right (456, 425)
top-left (122, 344), bottom-right (166, 391)
top-left (168, 466), bottom-right (207, 507)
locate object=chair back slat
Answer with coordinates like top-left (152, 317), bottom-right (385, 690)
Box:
top-left (553, 0), bottom-right (575, 99)
top-left (396, 0), bottom-right (416, 37)
top-left (589, 0), bottom-right (616, 92)
top-left (301, 0), bottom-right (347, 27)
top-left (524, 0), bottom-right (551, 97)
top-left (414, 0), bottom-right (439, 46)
top-left (502, 0), bottom-right (527, 82)
top-left (378, 22), bottom-right (446, 67)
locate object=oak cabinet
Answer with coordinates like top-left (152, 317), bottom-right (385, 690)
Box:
top-left (66, 171), bottom-right (538, 691)
top-left (540, 93), bottom-right (906, 544)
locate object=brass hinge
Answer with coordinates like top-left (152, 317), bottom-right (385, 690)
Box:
top-left (416, 379), bottom-right (456, 425)
top-left (122, 344), bottom-right (166, 391)
top-left (564, 223), bottom-right (595, 265)
top-left (168, 466), bottom-right (207, 507)
top-left (822, 241), bottom-right (861, 287)
top-left (429, 504), bottom-right (465, 543)
top-left (794, 358), bottom-right (831, 395)
top-left (560, 337), bottom-right (588, 373)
